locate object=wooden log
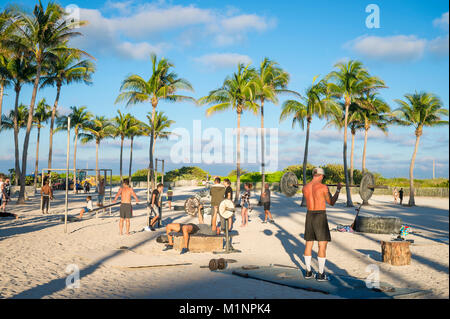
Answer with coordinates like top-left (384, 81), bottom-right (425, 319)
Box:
top-left (174, 235), bottom-right (223, 253)
top-left (381, 241), bottom-right (411, 266)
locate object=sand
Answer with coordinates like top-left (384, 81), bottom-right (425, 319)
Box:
top-left (0, 186), bottom-right (448, 299)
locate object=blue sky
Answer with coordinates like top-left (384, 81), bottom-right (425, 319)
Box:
top-left (0, 0), bottom-right (448, 178)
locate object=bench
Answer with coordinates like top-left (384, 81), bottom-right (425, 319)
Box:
top-left (169, 230), bottom-right (239, 253)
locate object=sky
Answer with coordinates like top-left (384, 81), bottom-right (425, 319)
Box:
top-left (0, 0), bottom-right (448, 178)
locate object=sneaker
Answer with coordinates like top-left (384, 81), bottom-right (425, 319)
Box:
top-left (316, 272), bottom-right (329, 282)
top-left (262, 221), bottom-right (267, 224)
top-left (180, 248), bottom-right (189, 255)
top-left (269, 219), bottom-right (275, 224)
top-left (304, 270), bottom-right (314, 279)
top-left (143, 226), bottom-right (151, 232)
top-left (162, 245), bottom-right (173, 251)
top-left (150, 226), bottom-right (156, 231)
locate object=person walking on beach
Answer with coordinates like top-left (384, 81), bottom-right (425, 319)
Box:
top-left (399, 188), bottom-right (404, 205)
top-left (210, 177), bottom-right (226, 232)
top-left (302, 167), bottom-right (341, 282)
top-left (261, 183), bottom-right (274, 224)
top-left (149, 183), bottom-right (164, 231)
top-left (0, 175), bottom-right (6, 212)
top-left (240, 183), bottom-right (252, 227)
top-left (167, 186), bottom-right (173, 210)
top-left (393, 187), bottom-right (399, 204)
top-left (113, 178), bottom-right (139, 235)
top-left (97, 177), bottom-right (105, 211)
top-left (1, 178), bottom-right (11, 212)
top-left (41, 180), bottom-right (53, 214)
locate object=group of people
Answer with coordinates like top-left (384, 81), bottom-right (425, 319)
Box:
top-left (393, 187), bottom-right (404, 205)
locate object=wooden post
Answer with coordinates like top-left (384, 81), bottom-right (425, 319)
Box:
top-left (161, 159), bottom-right (164, 186)
top-left (64, 117), bottom-right (71, 234)
top-left (381, 241), bottom-right (411, 266)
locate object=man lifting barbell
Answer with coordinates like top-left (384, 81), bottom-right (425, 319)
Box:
top-left (163, 223), bottom-right (201, 254)
top-left (303, 167), bottom-right (341, 282)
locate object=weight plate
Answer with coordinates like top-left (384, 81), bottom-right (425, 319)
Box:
top-left (360, 172), bottom-right (375, 202)
top-left (280, 172), bottom-right (299, 197)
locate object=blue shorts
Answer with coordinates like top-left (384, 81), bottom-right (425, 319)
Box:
top-left (242, 202), bottom-right (249, 209)
top-left (98, 195), bottom-right (104, 203)
top-left (83, 207), bottom-right (91, 213)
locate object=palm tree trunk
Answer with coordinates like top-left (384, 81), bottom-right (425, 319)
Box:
top-left (128, 136), bottom-right (134, 181)
top-left (362, 124), bottom-right (369, 173)
top-left (18, 62), bottom-right (42, 203)
top-left (73, 127), bottom-right (78, 194)
top-left (34, 125), bottom-right (41, 188)
top-left (95, 139), bottom-right (99, 185)
top-left (409, 131), bottom-right (421, 206)
top-left (260, 98), bottom-right (265, 202)
top-left (343, 97), bottom-right (353, 207)
top-left (236, 109), bottom-right (241, 205)
top-left (0, 83), bottom-right (4, 129)
top-left (48, 83), bottom-right (61, 169)
top-left (300, 118), bottom-right (311, 207)
top-left (13, 87), bottom-right (21, 186)
top-left (152, 134), bottom-right (156, 183)
top-left (149, 103), bottom-right (157, 189)
top-left (350, 129), bottom-right (355, 185)
top-left (120, 136), bottom-right (124, 183)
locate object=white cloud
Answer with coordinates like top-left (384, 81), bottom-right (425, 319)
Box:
top-left (195, 53), bottom-right (252, 70)
top-left (347, 35), bottom-right (426, 62)
top-left (71, 4), bottom-right (275, 60)
top-left (428, 34), bottom-right (449, 56)
top-left (433, 12), bottom-right (449, 31)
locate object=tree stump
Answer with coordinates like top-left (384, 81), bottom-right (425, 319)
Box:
top-left (381, 241), bottom-right (411, 266)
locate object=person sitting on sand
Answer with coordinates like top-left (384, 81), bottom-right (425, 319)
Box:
top-left (113, 178), bottom-right (139, 235)
top-left (163, 222), bottom-right (204, 255)
top-left (41, 180), bottom-right (53, 214)
top-left (78, 196), bottom-right (94, 219)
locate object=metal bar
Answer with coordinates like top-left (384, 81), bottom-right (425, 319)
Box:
top-left (292, 183), bottom-right (387, 189)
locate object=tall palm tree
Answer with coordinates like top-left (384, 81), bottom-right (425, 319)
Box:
top-left (141, 111), bottom-right (175, 178)
top-left (57, 106), bottom-right (93, 193)
top-left (112, 110), bottom-right (133, 183)
top-left (3, 1), bottom-right (87, 202)
top-left (79, 116), bottom-right (114, 183)
top-left (7, 54), bottom-right (35, 185)
top-left (125, 116), bottom-right (145, 181)
top-left (280, 76), bottom-right (332, 206)
top-left (0, 55), bottom-right (11, 130)
top-left (6, 104), bottom-right (29, 185)
top-left (41, 49), bottom-right (95, 170)
top-left (200, 63), bottom-right (258, 203)
top-left (393, 92), bottom-right (448, 206)
top-left (252, 58), bottom-right (295, 197)
top-left (115, 53), bottom-right (194, 189)
top-left (33, 98), bottom-right (52, 187)
top-left (0, 9), bottom-right (14, 129)
top-left (354, 93), bottom-right (390, 173)
top-left (326, 60), bottom-right (385, 206)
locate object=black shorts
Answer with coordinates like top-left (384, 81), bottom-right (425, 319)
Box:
top-left (263, 202), bottom-right (270, 210)
top-left (304, 210), bottom-right (331, 242)
top-left (120, 203), bottom-right (132, 218)
top-left (182, 223), bottom-right (200, 235)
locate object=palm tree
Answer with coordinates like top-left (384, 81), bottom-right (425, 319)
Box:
top-left (33, 98), bottom-right (52, 187)
top-left (280, 76), bottom-right (332, 206)
top-left (141, 111), bottom-right (175, 175)
top-left (125, 116), bottom-right (145, 181)
top-left (115, 53), bottom-right (194, 189)
top-left (41, 49), bottom-right (95, 170)
top-left (80, 116), bottom-right (114, 183)
top-left (57, 106), bottom-right (93, 193)
top-left (326, 60), bottom-right (385, 206)
top-left (393, 92), bottom-right (448, 206)
top-left (354, 93), bottom-right (390, 173)
top-left (112, 110), bottom-right (133, 183)
top-left (252, 58), bottom-right (295, 198)
top-left (199, 63), bottom-right (258, 203)
top-left (2, 1), bottom-right (87, 202)
top-left (7, 53), bottom-right (35, 185)
top-left (6, 104), bottom-right (29, 185)
top-left (0, 9), bottom-right (14, 129)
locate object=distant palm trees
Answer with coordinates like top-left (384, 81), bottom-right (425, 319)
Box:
top-left (280, 76), bottom-right (332, 206)
top-left (57, 106), bottom-right (93, 193)
top-left (115, 53), bottom-right (194, 189)
top-left (33, 98), bottom-right (52, 187)
top-left (326, 60), bottom-right (385, 206)
top-left (393, 92), bottom-right (448, 206)
top-left (41, 50), bottom-right (95, 170)
top-left (0, 1), bottom-right (89, 203)
top-left (200, 63), bottom-right (258, 203)
top-left (112, 110), bottom-right (134, 183)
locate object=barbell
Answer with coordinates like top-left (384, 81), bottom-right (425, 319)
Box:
top-left (280, 171), bottom-right (388, 203)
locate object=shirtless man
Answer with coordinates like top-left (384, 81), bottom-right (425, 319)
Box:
top-left (162, 223), bottom-right (201, 254)
top-left (302, 167), bottom-right (341, 281)
top-left (41, 180), bottom-right (53, 214)
top-left (113, 178), bottom-right (139, 235)
top-left (97, 177), bottom-right (105, 211)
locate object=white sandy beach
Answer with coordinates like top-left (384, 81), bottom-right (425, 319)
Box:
top-left (0, 186), bottom-right (448, 299)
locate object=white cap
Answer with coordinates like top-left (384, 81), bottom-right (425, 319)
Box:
top-left (313, 167), bottom-right (325, 176)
